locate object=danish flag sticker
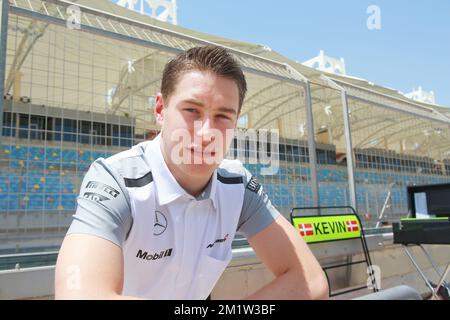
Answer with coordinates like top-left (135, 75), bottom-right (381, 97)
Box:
top-left (298, 223), bottom-right (314, 237)
top-left (346, 220), bottom-right (359, 232)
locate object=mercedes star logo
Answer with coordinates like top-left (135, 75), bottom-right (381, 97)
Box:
top-left (154, 210), bottom-right (168, 236)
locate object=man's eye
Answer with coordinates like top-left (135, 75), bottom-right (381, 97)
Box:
top-left (217, 114), bottom-right (231, 120)
top-left (184, 108), bottom-right (198, 113)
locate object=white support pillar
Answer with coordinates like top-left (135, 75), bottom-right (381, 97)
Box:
top-left (341, 91), bottom-right (357, 209)
top-left (305, 81), bottom-right (320, 207)
top-left (320, 75), bottom-right (357, 210)
top-left (0, 0), bottom-right (9, 143)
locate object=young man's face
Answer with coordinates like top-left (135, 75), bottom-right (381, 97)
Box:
top-left (155, 70), bottom-right (240, 179)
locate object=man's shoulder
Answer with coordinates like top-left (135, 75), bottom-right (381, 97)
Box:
top-left (104, 140), bottom-right (150, 163)
top-left (100, 141), bottom-right (153, 180)
top-left (217, 159), bottom-right (249, 185)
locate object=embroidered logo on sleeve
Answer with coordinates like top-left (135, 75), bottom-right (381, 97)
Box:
top-left (82, 181), bottom-right (120, 202)
top-left (82, 192), bottom-right (110, 202)
top-left (246, 176), bottom-right (261, 194)
top-left (85, 181), bottom-right (120, 198)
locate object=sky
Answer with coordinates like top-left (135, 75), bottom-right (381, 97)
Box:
top-left (173, 0), bottom-right (450, 108)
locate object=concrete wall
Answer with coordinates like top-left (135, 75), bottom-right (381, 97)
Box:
top-left (0, 266), bottom-right (54, 299)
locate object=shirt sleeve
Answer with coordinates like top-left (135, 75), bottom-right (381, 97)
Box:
top-left (236, 167), bottom-right (281, 239)
top-left (66, 158), bottom-right (132, 248)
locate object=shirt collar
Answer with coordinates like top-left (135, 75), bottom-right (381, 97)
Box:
top-left (146, 133), bottom-right (218, 209)
top-left (200, 169), bottom-right (218, 210)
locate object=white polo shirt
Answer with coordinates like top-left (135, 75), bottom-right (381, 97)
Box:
top-left (67, 134), bottom-right (280, 299)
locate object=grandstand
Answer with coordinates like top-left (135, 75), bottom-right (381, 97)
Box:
top-left (0, 0), bottom-right (449, 254)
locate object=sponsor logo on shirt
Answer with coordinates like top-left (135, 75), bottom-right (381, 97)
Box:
top-left (136, 248), bottom-right (173, 261)
top-left (246, 176), bottom-right (261, 194)
top-left (154, 210), bottom-right (168, 236)
top-left (86, 181), bottom-right (120, 198)
top-left (82, 192), bottom-right (109, 202)
top-left (206, 234), bottom-right (229, 249)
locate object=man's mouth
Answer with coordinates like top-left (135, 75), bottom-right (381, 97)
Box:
top-left (190, 147), bottom-right (216, 158)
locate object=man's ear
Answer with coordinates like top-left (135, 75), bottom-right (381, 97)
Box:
top-left (154, 93), bottom-right (165, 126)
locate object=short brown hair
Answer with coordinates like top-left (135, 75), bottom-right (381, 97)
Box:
top-left (161, 45), bottom-right (247, 114)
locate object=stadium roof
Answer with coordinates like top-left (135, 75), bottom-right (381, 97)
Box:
top-left (74, 0), bottom-right (450, 112)
top-left (6, 0), bottom-right (450, 160)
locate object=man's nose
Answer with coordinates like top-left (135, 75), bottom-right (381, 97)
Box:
top-left (194, 118), bottom-right (215, 143)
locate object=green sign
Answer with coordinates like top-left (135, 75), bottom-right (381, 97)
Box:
top-left (400, 217), bottom-right (448, 221)
top-left (292, 215), bottom-right (361, 243)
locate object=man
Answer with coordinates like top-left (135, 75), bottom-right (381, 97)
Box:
top-left (55, 45), bottom-right (328, 300)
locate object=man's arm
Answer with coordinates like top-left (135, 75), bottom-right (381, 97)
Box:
top-left (245, 215), bottom-right (329, 300)
top-left (55, 234), bottom-right (141, 299)
top-left (236, 167), bottom-right (328, 299)
top-left (55, 159), bottom-right (139, 299)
